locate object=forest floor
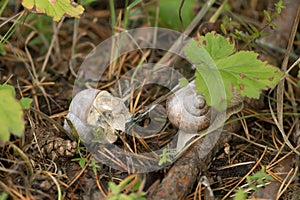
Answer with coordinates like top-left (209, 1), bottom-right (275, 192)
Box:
top-left (0, 0), bottom-right (299, 199)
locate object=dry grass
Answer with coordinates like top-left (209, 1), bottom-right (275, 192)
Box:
top-left (0, 0), bottom-right (299, 199)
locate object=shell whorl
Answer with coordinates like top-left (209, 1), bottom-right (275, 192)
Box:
top-left (166, 84), bottom-right (211, 133)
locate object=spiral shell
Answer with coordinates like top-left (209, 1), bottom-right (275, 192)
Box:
top-left (166, 82), bottom-right (211, 133)
top-left (64, 89), bottom-right (132, 144)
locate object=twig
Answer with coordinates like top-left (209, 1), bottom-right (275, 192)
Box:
top-left (41, 18), bottom-right (64, 73)
top-left (276, 6), bottom-right (300, 128)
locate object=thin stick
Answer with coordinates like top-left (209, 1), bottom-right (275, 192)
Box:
top-left (276, 6), bottom-right (300, 128)
top-left (41, 18), bottom-right (64, 73)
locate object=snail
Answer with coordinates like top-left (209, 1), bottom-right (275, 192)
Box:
top-left (166, 82), bottom-right (211, 133)
top-left (64, 89), bottom-right (132, 144)
top-left (64, 83), bottom-right (243, 152)
top-left (166, 82), bottom-right (244, 132)
top-left (166, 81), bottom-right (244, 151)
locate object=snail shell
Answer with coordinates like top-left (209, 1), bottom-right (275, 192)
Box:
top-left (166, 82), bottom-right (211, 133)
top-left (166, 82), bottom-right (245, 134)
top-left (64, 89), bottom-right (132, 144)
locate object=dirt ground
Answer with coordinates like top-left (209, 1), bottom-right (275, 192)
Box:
top-left (0, 0), bottom-right (299, 199)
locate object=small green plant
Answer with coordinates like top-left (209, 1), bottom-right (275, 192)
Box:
top-left (88, 158), bottom-right (101, 173)
top-left (221, 0), bottom-right (285, 49)
top-left (71, 139), bottom-right (101, 172)
top-left (107, 176), bottom-right (146, 200)
top-left (184, 32), bottom-right (284, 111)
top-left (71, 139), bottom-right (88, 168)
top-left (0, 84), bottom-right (32, 143)
top-left (71, 156), bottom-right (88, 169)
top-left (158, 148), bottom-right (175, 166)
top-left (262, 0), bottom-right (285, 30)
top-left (274, 0), bottom-right (285, 17)
top-left (234, 167), bottom-right (274, 200)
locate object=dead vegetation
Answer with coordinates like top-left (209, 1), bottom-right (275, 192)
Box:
top-left (0, 0), bottom-right (299, 199)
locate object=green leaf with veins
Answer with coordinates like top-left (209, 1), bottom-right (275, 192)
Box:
top-left (21, 0), bottom-right (84, 22)
top-left (0, 86), bottom-right (24, 142)
top-left (184, 32), bottom-right (284, 111)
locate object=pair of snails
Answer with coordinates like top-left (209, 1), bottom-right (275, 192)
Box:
top-left (64, 82), bottom-right (241, 145)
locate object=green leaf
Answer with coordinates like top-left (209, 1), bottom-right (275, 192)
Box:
top-left (274, 0), bottom-right (285, 15)
top-left (263, 10), bottom-right (271, 22)
top-left (148, 0), bottom-right (197, 30)
top-left (158, 148), bottom-right (172, 166)
top-left (0, 44), bottom-right (7, 56)
top-left (21, 0), bottom-right (84, 22)
top-left (0, 84), bottom-right (16, 96)
top-left (0, 89), bottom-right (24, 142)
top-left (234, 189), bottom-right (247, 200)
top-left (88, 158), bottom-right (100, 174)
top-left (179, 77), bottom-right (189, 88)
top-left (79, 157), bottom-right (88, 168)
top-left (81, 0), bottom-right (98, 6)
top-left (108, 182), bottom-right (120, 195)
top-left (184, 32), bottom-right (284, 110)
top-left (20, 98), bottom-right (32, 109)
top-left (127, 0), bottom-right (143, 10)
top-left (0, 192), bottom-right (8, 200)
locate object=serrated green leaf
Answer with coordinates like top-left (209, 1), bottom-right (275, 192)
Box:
top-left (184, 33), bottom-right (284, 110)
top-left (0, 89), bottom-right (24, 142)
top-left (21, 0), bottom-right (84, 22)
top-left (20, 97), bottom-right (32, 109)
top-left (195, 32), bottom-right (235, 60)
top-left (216, 51), bottom-right (283, 98)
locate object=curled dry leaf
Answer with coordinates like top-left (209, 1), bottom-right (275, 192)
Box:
top-left (64, 89), bottom-right (132, 144)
